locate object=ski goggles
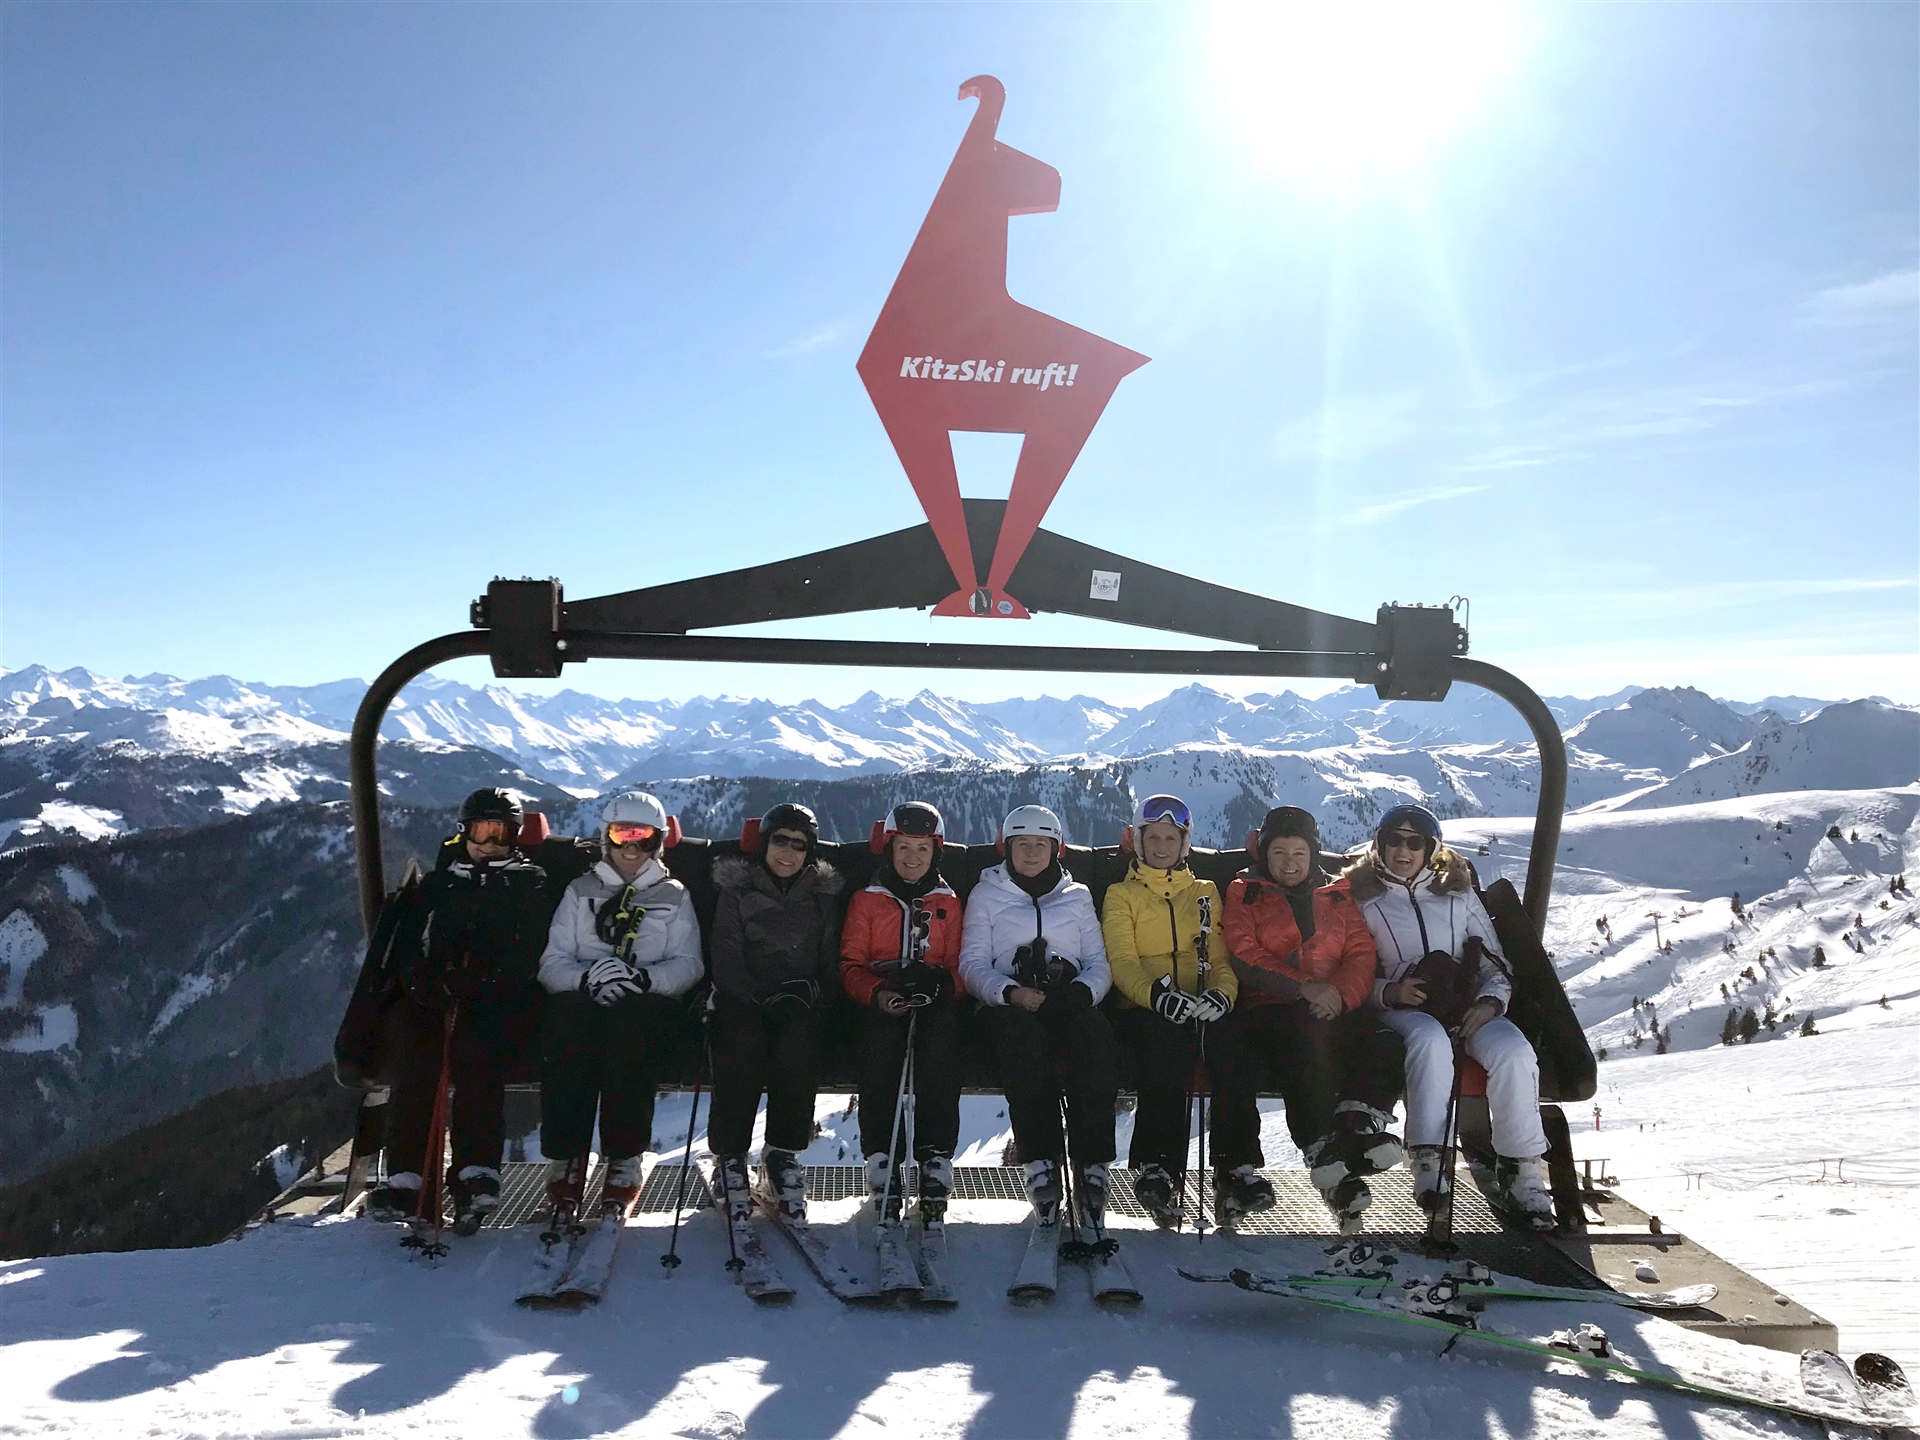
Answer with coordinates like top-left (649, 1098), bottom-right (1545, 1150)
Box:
top-left (766, 831), bottom-right (811, 852)
top-left (463, 819), bottom-right (514, 845)
top-left (1380, 831), bottom-right (1430, 853)
top-left (607, 822), bottom-right (660, 846)
top-left (1138, 795), bottom-right (1193, 830)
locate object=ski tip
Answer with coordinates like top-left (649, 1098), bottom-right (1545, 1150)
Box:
top-left (1175, 1267), bottom-right (1232, 1284)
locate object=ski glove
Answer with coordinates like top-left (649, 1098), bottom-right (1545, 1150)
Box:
top-left (896, 960), bottom-right (948, 1005)
top-left (1151, 974), bottom-right (1198, 1024)
top-left (1190, 988), bottom-right (1232, 1024)
top-left (582, 956), bottom-right (649, 1006)
top-left (758, 977), bottom-right (819, 1013)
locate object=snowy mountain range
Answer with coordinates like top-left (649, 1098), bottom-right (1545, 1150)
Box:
top-left (3, 664), bottom-right (1908, 852)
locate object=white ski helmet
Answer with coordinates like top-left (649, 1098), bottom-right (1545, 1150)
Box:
top-left (1000, 803), bottom-right (1064, 855)
top-left (602, 790), bottom-right (669, 830)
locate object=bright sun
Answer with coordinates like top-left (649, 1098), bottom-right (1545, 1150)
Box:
top-left (1207, 1), bottom-right (1526, 181)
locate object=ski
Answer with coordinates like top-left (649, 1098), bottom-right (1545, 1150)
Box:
top-left (907, 1216), bottom-right (956, 1308)
top-left (516, 1219), bottom-right (590, 1305)
top-left (1856, 1353), bottom-right (1912, 1409)
top-left (728, 1211), bottom-right (796, 1304)
top-left (1187, 1267), bottom-right (1716, 1312)
top-left (1064, 1219), bottom-right (1140, 1307)
top-left (1007, 1216), bottom-right (1062, 1303)
top-left (754, 1194), bottom-right (880, 1303)
top-left (872, 1217), bottom-right (924, 1300)
top-left (1178, 1266), bottom-right (1899, 1431)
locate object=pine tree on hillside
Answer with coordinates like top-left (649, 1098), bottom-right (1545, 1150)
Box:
top-left (1738, 1008), bottom-right (1761, 1044)
top-left (1812, 944), bottom-right (1827, 968)
top-left (1656, 1024), bottom-right (1672, 1055)
top-left (1720, 1009), bottom-right (1739, 1046)
top-left (1799, 1015), bottom-right (1818, 1036)
top-left (1763, 1000), bottom-right (1777, 1030)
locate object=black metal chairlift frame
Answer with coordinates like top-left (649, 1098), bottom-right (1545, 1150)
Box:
top-left (348, 500), bottom-right (1568, 939)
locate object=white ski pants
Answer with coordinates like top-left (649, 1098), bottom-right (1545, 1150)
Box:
top-left (1379, 1009), bottom-right (1547, 1159)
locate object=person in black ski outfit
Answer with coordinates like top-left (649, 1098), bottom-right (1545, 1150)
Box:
top-left (366, 789), bottom-right (550, 1233)
top-left (707, 803), bottom-right (845, 1223)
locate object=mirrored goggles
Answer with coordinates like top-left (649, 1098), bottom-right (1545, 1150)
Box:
top-left (607, 822), bottom-right (660, 846)
top-left (463, 819), bottom-right (514, 845)
top-left (1138, 795), bottom-right (1193, 830)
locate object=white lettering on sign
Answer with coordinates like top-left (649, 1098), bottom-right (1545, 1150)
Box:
top-left (1089, 570), bottom-right (1121, 603)
top-left (899, 358), bottom-right (1079, 389)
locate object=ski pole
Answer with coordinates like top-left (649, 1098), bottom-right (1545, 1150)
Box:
top-left (881, 1009), bottom-right (918, 1221)
top-left (1427, 1035), bottom-right (1469, 1257)
top-left (405, 1001), bottom-right (459, 1258)
top-left (706, 1035), bottom-right (744, 1276)
top-left (660, 1048), bottom-right (706, 1270)
top-left (1194, 897), bottom-right (1211, 1245)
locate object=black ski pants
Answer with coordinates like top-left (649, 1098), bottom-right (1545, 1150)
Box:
top-left (540, 987), bottom-right (688, 1161)
top-left (856, 1002), bottom-right (962, 1160)
top-left (707, 997), bottom-right (827, 1156)
top-left (1206, 1004), bottom-right (1407, 1169)
top-left (1109, 1005), bottom-right (1204, 1176)
top-left (976, 999), bottom-right (1118, 1167)
top-left (387, 991), bottom-right (523, 1191)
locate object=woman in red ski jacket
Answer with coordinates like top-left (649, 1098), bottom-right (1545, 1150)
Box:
top-left (839, 802), bottom-right (965, 1224)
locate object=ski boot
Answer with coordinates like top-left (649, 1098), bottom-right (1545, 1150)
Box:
top-left (1333, 1103), bottom-right (1405, 1178)
top-left (541, 1156), bottom-right (590, 1244)
top-left (1022, 1158), bottom-right (1061, 1228)
top-left (601, 1155), bottom-right (644, 1217)
top-left (1130, 1163), bottom-right (1181, 1229)
top-left (366, 1172), bottom-right (422, 1223)
top-left (1409, 1145), bottom-right (1451, 1217)
top-left (759, 1147), bottom-right (807, 1223)
top-left (714, 1153), bottom-right (753, 1222)
top-left (451, 1165), bottom-right (501, 1237)
top-left (1323, 1174), bottom-right (1372, 1235)
top-left (1077, 1163), bottom-right (1110, 1231)
top-left (1214, 1164), bottom-right (1277, 1227)
top-left (917, 1153), bottom-right (953, 1226)
top-left (864, 1151), bottom-right (899, 1221)
top-left (1496, 1155), bottom-right (1557, 1231)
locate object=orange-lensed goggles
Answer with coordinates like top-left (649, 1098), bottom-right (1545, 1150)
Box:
top-left (464, 818), bottom-right (514, 845)
top-left (608, 822), bottom-right (661, 846)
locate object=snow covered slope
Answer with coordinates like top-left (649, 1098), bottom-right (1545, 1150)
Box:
top-left (1622, 700), bottom-right (1920, 809)
top-left (1, 1181), bottom-right (1908, 1440)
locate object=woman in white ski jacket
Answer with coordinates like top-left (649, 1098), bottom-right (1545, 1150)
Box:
top-left (537, 791), bottom-right (704, 1223)
top-left (1349, 804), bottom-right (1553, 1229)
top-left (959, 804), bottom-right (1117, 1228)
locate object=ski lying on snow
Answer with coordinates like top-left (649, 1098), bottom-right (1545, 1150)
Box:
top-left (1007, 1217), bottom-right (1062, 1303)
top-left (1178, 1267), bottom-right (1906, 1431)
top-left (872, 1217), bottom-right (923, 1300)
top-left (540, 1205), bottom-right (636, 1308)
top-left (907, 1217), bottom-right (956, 1308)
top-left (728, 1212), bottom-right (796, 1304)
top-left (1288, 1271), bottom-right (1719, 1312)
top-left (1065, 1223), bottom-right (1141, 1307)
top-left (754, 1195), bottom-right (880, 1303)
top-left (516, 1221), bottom-right (590, 1306)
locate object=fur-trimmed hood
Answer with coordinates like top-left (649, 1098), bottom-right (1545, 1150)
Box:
top-left (1343, 845), bottom-right (1473, 905)
top-left (713, 852), bottom-right (843, 898)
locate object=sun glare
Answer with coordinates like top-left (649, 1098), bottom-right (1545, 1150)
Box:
top-left (1207, 1), bottom-right (1525, 181)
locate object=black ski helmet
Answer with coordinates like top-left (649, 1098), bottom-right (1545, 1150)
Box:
top-left (1257, 806), bottom-right (1322, 873)
top-left (759, 802), bottom-right (820, 853)
top-left (1374, 804), bottom-right (1442, 864)
top-left (459, 787), bottom-right (523, 832)
top-left (884, 801), bottom-right (944, 852)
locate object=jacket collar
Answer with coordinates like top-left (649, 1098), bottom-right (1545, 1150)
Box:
top-left (595, 856), bottom-right (666, 891)
top-left (985, 860), bottom-right (1071, 901)
top-left (1125, 859), bottom-right (1196, 897)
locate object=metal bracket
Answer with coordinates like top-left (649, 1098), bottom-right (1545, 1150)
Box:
top-left (1373, 602), bottom-right (1469, 702)
top-left (474, 578), bottom-right (564, 678)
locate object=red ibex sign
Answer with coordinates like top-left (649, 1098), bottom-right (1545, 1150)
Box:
top-left (858, 76), bottom-right (1149, 618)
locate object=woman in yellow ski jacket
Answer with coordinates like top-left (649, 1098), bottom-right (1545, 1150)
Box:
top-left (1099, 795), bottom-right (1237, 1227)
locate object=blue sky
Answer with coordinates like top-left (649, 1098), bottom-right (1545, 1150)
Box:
top-left (4, 3), bottom-right (1914, 709)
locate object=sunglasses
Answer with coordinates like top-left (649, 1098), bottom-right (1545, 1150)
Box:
top-left (1381, 833), bottom-right (1428, 853)
top-left (464, 819), bottom-right (513, 845)
top-left (607, 823), bottom-right (659, 846)
top-left (767, 833), bottom-right (810, 852)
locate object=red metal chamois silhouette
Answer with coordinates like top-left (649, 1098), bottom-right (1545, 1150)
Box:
top-left (858, 76), bottom-right (1149, 618)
